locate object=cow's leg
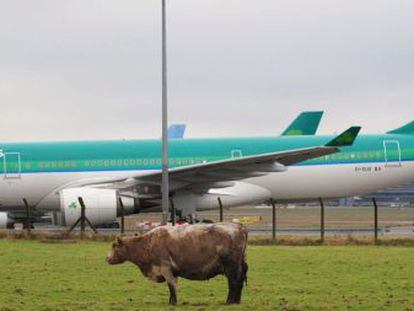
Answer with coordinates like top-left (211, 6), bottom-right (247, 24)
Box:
top-left (161, 267), bottom-right (178, 305)
top-left (230, 279), bottom-right (243, 304)
top-left (167, 281), bottom-right (177, 305)
top-left (225, 276), bottom-right (237, 304)
top-left (224, 266), bottom-right (243, 304)
top-left (225, 259), bottom-right (246, 304)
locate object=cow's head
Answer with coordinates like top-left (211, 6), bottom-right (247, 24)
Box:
top-left (106, 237), bottom-right (129, 265)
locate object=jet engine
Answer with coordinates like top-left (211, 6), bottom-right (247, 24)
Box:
top-left (173, 182), bottom-right (272, 217)
top-left (52, 188), bottom-right (136, 227)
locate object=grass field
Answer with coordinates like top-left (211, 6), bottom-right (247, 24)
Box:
top-left (1, 240), bottom-right (414, 310)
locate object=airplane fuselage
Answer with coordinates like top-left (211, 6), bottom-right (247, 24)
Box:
top-left (0, 134), bottom-right (413, 212)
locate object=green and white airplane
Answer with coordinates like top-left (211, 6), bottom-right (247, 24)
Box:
top-left (2, 112), bottom-right (412, 228)
top-left (0, 112), bottom-right (322, 227)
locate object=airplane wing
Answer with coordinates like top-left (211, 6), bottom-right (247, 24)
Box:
top-left (82, 127), bottom-right (361, 192)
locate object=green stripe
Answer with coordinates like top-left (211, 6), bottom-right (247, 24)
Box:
top-left (0, 134), bottom-right (413, 173)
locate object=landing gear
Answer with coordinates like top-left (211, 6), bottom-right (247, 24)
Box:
top-left (22, 222), bottom-right (34, 230)
top-left (96, 222), bottom-right (119, 229)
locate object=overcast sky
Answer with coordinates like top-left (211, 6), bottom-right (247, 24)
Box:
top-left (1, 0), bottom-right (413, 141)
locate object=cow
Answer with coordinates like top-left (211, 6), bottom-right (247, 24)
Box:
top-left (106, 223), bottom-right (248, 305)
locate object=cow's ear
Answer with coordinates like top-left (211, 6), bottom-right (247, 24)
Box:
top-left (116, 237), bottom-right (123, 245)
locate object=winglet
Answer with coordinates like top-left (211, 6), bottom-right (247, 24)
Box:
top-left (326, 127), bottom-right (361, 147)
top-left (168, 124), bottom-right (186, 139)
top-left (387, 121), bottom-right (414, 135)
top-left (282, 111), bottom-right (324, 136)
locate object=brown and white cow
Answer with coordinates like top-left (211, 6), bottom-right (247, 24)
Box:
top-left (106, 223), bottom-right (248, 305)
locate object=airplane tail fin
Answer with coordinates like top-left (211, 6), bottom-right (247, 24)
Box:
top-left (281, 111), bottom-right (324, 136)
top-left (168, 124), bottom-right (186, 139)
top-left (387, 121), bottom-right (414, 135)
top-left (326, 127), bottom-right (362, 147)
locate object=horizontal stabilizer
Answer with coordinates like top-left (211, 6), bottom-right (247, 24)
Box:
top-left (326, 127), bottom-right (361, 147)
top-left (168, 124), bottom-right (186, 139)
top-left (387, 121), bottom-right (414, 135)
top-left (282, 111), bottom-right (324, 136)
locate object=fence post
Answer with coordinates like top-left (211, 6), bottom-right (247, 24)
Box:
top-left (169, 197), bottom-right (176, 226)
top-left (373, 197), bottom-right (378, 243)
top-left (23, 198), bottom-right (31, 234)
top-left (67, 197), bottom-right (97, 235)
top-left (78, 197), bottom-right (86, 239)
top-left (119, 197), bottom-right (125, 234)
top-left (270, 198), bottom-right (277, 243)
top-left (218, 197), bottom-right (224, 222)
top-left (319, 198), bottom-right (325, 243)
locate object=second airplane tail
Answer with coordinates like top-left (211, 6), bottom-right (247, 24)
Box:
top-left (281, 111), bottom-right (324, 136)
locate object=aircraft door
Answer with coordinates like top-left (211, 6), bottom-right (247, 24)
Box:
top-left (231, 149), bottom-right (243, 158)
top-left (383, 140), bottom-right (402, 168)
top-left (0, 149), bottom-right (3, 176)
top-left (3, 152), bottom-right (22, 179)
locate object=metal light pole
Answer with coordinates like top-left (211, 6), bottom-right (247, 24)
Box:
top-left (161, 0), bottom-right (169, 223)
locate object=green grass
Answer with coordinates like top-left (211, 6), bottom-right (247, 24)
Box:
top-left (0, 240), bottom-right (414, 310)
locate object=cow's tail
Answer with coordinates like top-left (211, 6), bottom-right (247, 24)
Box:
top-left (242, 258), bottom-right (248, 287)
